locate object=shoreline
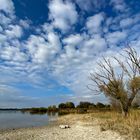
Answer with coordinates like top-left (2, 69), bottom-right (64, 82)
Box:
top-left (0, 114), bottom-right (125, 140)
top-left (0, 121), bottom-right (59, 133)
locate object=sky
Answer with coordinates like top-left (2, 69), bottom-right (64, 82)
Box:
top-left (0, 0), bottom-right (140, 108)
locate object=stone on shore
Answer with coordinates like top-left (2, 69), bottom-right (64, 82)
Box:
top-left (59, 125), bottom-right (70, 129)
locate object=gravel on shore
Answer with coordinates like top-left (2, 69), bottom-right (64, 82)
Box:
top-left (0, 114), bottom-right (125, 140)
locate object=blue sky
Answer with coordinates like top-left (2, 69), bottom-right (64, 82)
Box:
top-left (0, 0), bottom-right (140, 108)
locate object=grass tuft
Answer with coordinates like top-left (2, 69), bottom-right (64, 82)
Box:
top-left (98, 109), bottom-right (140, 140)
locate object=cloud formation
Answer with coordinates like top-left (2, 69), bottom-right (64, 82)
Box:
top-left (0, 0), bottom-right (14, 14)
top-left (0, 0), bottom-right (140, 107)
top-left (49, 0), bottom-right (78, 32)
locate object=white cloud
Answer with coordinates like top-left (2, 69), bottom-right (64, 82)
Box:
top-left (19, 19), bottom-right (30, 29)
top-left (0, 0), bottom-right (14, 14)
top-left (110, 0), bottom-right (127, 12)
top-left (120, 18), bottom-right (133, 28)
top-left (5, 25), bottom-right (23, 38)
top-left (86, 13), bottom-right (104, 34)
top-left (25, 31), bottom-right (61, 64)
top-left (0, 13), bottom-right (13, 25)
top-left (82, 35), bottom-right (107, 53)
top-left (47, 31), bottom-right (61, 51)
top-left (42, 23), bottom-right (54, 33)
top-left (120, 14), bottom-right (140, 28)
top-left (0, 84), bottom-right (19, 95)
top-left (106, 31), bottom-right (127, 45)
top-left (75, 0), bottom-right (106, 13)
top-left (49, 0), bottom-right (78, 32)
top-left (0, 25), bottom-right (3, 32)
top-left (63, 34), bottom-right (83, 46)
top-left (0, 46), bottom-right (28, 62)
top-left (0, 34), bottom-right (6, 42)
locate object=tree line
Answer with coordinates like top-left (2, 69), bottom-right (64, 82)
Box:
top-left (22, 101), bottom-right (112, 114)
top-left (24, 100), bottom-right (139, 115)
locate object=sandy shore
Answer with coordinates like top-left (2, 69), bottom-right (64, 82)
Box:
top-left (0, 114), bottom-right (125, 140)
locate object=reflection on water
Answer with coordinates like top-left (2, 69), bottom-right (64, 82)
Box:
top-left (0, 110), bottom-right (58, 129)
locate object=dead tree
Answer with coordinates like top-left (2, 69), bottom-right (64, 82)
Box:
top-left (88, 48), bottom-right (140, 116)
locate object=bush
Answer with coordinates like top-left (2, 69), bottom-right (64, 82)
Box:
top-left (77, 102), bottom-right (94, 109)
top-left (96, 102), bottom-right (106, 108)
top-left (47, 105), bottom-right (58, 112)
top-left (58, 102), bottom-right (75, 109)
top-left (58, 103), bottom-right (66, 109)
top-left (65, 102), bottom-right (75, 108)
top-left (29, 107), bottom-right (47, 114)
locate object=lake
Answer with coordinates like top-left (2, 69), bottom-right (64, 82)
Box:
top-left (0, 110), bottom-right (58, 129)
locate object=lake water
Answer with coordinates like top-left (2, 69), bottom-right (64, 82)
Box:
top-left (0, 110), bottom-right (58, 130)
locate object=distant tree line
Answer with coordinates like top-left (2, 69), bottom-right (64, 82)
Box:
top-left (29, 102), bottom-right (111, 114)
top-left (58, 101), bottom-right (110, 109)
top-left (21, 100), bottom-right (139, 115)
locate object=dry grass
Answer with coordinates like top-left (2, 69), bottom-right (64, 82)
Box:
top-left (58, 109), bottom-right (140, 140)
top-left (95, 109), bottom-right (140, 140)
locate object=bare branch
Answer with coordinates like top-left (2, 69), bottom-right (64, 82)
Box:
top-left (88, 47), bottom-right (140, 116)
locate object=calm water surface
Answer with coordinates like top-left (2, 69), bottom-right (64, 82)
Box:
top-left (0, 110), bottom-right (58, 129)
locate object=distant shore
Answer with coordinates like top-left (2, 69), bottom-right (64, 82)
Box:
top-left (0, 113), bottom-right (125, 140)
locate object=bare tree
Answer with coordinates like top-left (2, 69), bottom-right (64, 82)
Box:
top-left (88, 48), bottom-right (140, 116)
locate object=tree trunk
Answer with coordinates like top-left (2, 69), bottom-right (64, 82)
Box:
top-left (120, 102), bottom-right (129, 117)
top-left (122, 107), bottom-right (129, 117)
